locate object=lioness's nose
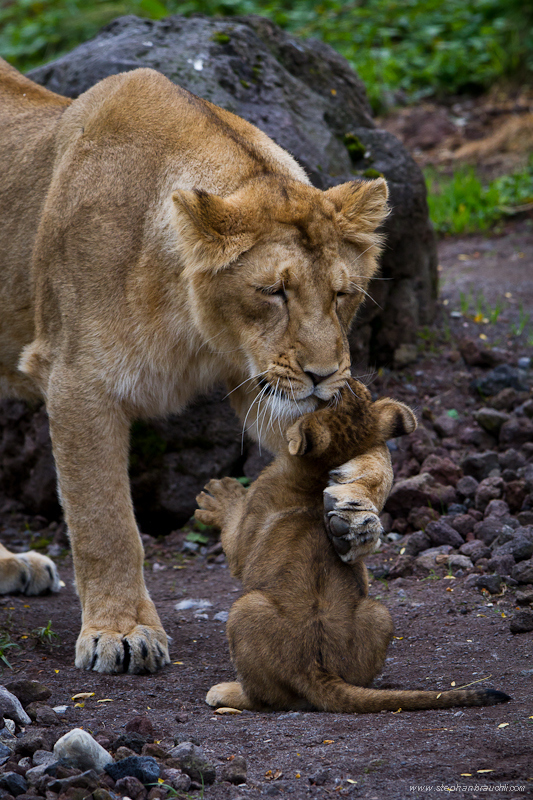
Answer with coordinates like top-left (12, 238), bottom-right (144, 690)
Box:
top-left (306, 369), bottom-right (338, 386)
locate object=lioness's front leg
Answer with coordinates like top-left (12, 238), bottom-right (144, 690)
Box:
top-left (47, 371), bottom-right (169, 673)
top-left (324, 444), bottom-right (393, 563)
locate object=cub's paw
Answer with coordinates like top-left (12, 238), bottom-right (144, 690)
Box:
top-left (206, 681), bottom-right (253, 711)
top-left (76, 624), bottom-right (170, 674)
top-left (324, 488), bottom-right (383, 563)
top-left (0, 551), bottom-right (61, 596)
top-left (195, 477), bottom-right (247, 529)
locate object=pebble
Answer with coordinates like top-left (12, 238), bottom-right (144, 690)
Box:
top-left (472, 364), bottom-right (528, 396)
top-left (105, 755), bottom-right (160, 785)
top-left (461, 452), bottom-right (498, 482)
top-left (53, 729), bottom-right (113, 773)
top-left (474, 407), bottom-right (510, 434)
top-left (518, 356), bottom-right (531, 369)
top-left (125, 716), bottom-right (154, 737)
top-left (167, 742), bottom-right (216, 785)
top-left (114, 775), bottom-right (145, 799)
top-left (5, 681), bottom-right (51, 708)
top-left (425, 520), bottom-right (464, 548)
top-left (160, 767), bottom-right (191, 792)
top-left (174, 598), bottom-right (212, 611)
top-left (0, 687), bottom-right (31, 726)
top-left (217, 755), bottom-right (247, 785)
top-left (510, 609), bottom-right (533, 634)
top-left (0, 773), bottom-right (27, 797)
top-left (111, 732), bottom-right (148, 754)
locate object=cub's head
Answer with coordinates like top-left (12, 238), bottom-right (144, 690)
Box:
top-left (173, 176), bottom-right (388, 437)
top-left (286, 378), bottom-right (417, 470)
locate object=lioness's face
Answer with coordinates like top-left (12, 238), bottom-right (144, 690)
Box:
top-left (174, 177), bottom-right (388, 430)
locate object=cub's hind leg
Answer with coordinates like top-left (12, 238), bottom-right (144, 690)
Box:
top-left (0, 544), bottom-right (60, 595)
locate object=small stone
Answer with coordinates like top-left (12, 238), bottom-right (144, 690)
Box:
top-left (33, 751), bottom-right (56, 768)
top-left (510, 610), bottom-right (533, 634)
top-left (14, 732), bottom-right (56, 758)
top-left (141, 744), bottom-right (168, 760)
top-left (53, 729), bottom-right (112, 773)
top-left (166, 743), bottom-right (215, 785)
top-left (0, 774), bottom-right (27, 797)
top-left (474, 518), bottom-right (506, 546)
top-left (476, 575), bottom-right (502, 594)
top-left (425, 520), bottom-right (464, 548)
top-left (459, 541), bottom-right (491, 562)
top-left (217, 756), bottom-right (247, 785)
top-left (24, 765), bottom-right (48, 785)
top-left (387, 555), bottom-right (414, 579)
top-left (433, 414), bottom-right (457, 438)
top-left (402, 530), bottom-right (432, 556)
top-left (160, 768), bottom-right (191, 792)
top-left (518, 511), bottom-right (533, 526)
top-left (458, 337), bottom-right (500, 368)
top-left (415, 545), bottom-right (453, 572)
top-left (93, 790), bottom-right (113, 800)
top-left (515, 589), bottom-right (533, 606)
top-left (114, 747), bottom-right (137, 761)
top-left (34, 706), bottom-right (60, 727)
top-left (114, 775), bottom-right (146, 800)
top-left (499, 448), bottom-right (526, 471)
top-left (105, 756), bottom-right (159, 785)
top-left (174, 713), bottom-right (188, 724)
top-left (472, 364), bottom-right (528, 396)
top-left (513, 559), bottom-right (533, 584)
top-left (499, 417), bottom-right (533, 448)
top-left (486, 554), bottom-right (516, 576)
top-left (450, 514), bottom-right (475, 538)
top-left (474, 408), bottom-right (510, 434)
top-left (518, 356), bottom-right (531, 370)
top-left (0, 689), bottom-right (31, 726)
top-left (5, 682), bottom-right (52, 709)
top-left (111, 733), bottom-right (148, 755)
top-left (125, 716), bottom-right (154, 737)
top-left (475, 477), bottom-right (504, 512)
top-left (460, 453), bottom-right (498, 482)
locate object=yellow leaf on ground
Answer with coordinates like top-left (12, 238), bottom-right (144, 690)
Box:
top-left (214, 707), bottom-right (242, 715)
top-left (498, 723), bottom-right (509, 728)
top-left (74, 702), bottom-right (85, 708)
top-left (479, 333), bottom-right (488, 340)
top-left (477, 769), bottom-right (494, 773)
top-left (461, 774), bottom-right (472, 777)
top-left (72, 692), bottom-right (95, 700)
top-left (97, 699), bottom-right (114, 703)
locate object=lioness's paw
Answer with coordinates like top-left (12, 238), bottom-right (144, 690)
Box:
top-left (0, 551), bottom-right (61, 596)
top-left (195, 477), bottom-right (247, 529)
top-left (76, 625), bottom-right (170, 674)
top-left (324, 488), bottom-right (383, 563)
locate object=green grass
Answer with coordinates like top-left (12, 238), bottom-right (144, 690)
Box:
top-left (425, 156), bottom-right (533, 235)
top-left (0, 631), bottom-right (18, 669)
top-left (1, 0), bottom-right (532, 111)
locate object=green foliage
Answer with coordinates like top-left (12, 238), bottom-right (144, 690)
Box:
top-left (0, 631), bottom-right (18, 669)
top-left (31, 619), bottom-right (60, 645)
top-left (1, 1), bottom-right (532, 110)
top-left (425, 156), bottom-right (533, 235)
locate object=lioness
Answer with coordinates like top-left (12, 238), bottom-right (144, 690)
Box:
top-left (197, 380), bottom-right (510, 713)
top-left (1, 58), bottom-right (394, 673)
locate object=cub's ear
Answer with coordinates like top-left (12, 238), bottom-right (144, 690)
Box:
top-left (373, 398), bottom-right (417, 441)
top-left (287, 416), bottom-right (331, 457)
top-left (172, 188), bottom-right (261, 273)
top-left (324, 178), bottom-right (389, 246)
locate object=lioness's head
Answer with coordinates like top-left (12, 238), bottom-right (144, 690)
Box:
top-left (173, 176), bottom-right (388, 436)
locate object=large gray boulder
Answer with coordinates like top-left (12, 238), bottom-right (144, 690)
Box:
top-left (0, 14), bottom-right (437, 529)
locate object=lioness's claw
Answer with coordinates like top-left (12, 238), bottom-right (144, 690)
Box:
top-left (75, 625), bottom-right (170, 674)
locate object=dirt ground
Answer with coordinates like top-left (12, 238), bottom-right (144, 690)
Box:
top-left (1, 97), bottom-right (533, 797)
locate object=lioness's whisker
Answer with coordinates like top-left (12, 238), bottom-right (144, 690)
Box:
top-left (241, 383), bottom-right (269, 453)
top-left (223, 370), bottom-right (268, 401)
top-left (348, 281), bottom-right (382, 310)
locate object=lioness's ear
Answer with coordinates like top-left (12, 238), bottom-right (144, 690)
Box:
top-left (172, 189), bottom-right (260, 272)
top-left (287, 416), bottom-right (331, 457)
top-left (325, 178), bottom-right (389, 244)
top-left (374, 398), bottom-right (417, 440)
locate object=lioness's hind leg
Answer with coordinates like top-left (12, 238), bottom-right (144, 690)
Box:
top-left (206, 681), bottom-right (256, 711)
top-left (195, 477), bottom-right (247, 530)
top-left (0, 544), bottom-right (60, 595)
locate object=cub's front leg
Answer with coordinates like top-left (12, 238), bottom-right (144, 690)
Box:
top-left (324, 444), bottom-right (393, 563)
top-left (47, 370), bottom-right (170, 674)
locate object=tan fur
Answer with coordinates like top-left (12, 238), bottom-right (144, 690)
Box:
top-left (197, 380), bottom-right (509, 713)
top-left (0, 59), bottom-right (392, 673)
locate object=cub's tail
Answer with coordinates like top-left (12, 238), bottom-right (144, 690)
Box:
top-left (300, 670), bottom-right (510, 714)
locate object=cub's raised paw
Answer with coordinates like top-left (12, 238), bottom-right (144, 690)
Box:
top-left (195, 477), bottom-right (247, 529)
top-left (0, 549), bottom-right (61, 596)
top-left (324, 488), bottom-right (383, 563)
top-left (76, 624), bottom-right (170, 674)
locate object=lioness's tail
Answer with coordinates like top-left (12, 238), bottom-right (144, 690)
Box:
top-left (300, 670), bottom-right (510, 713)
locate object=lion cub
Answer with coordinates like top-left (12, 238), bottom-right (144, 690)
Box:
top-left (196, 379), bottom-right (510, 713)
